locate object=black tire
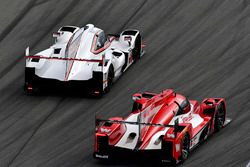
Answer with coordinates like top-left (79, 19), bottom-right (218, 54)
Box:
top-left (132, 33), bottom-right (141, 62)
top-left (180, 133), bottom-right (190, 162)
top-left (104, 65), bottom-right (114, 93)
top-left (199, 124), bottom-right (209, 142)
top-left (214, 103), bottom-right (225, 132)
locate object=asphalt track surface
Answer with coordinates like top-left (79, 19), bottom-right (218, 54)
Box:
top-left (0, 0), bottom-right (250, 167)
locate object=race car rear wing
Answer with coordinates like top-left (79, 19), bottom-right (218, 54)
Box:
top-left (25, 55), bottom-right (104, 63)
top-left (95, 117), bottom-right (181, 139)
top-left (25, 47), bottom-right (105, 63)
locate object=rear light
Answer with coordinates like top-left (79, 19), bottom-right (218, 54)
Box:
top-left (27, 86), bottom-right (33, 90)
top-left (94, 91), bottom-right (100, 94)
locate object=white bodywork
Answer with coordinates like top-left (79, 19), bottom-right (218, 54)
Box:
top-left (25, 24), bottom-right (143, 91)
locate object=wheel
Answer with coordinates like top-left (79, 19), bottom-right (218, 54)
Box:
top-left (214, 103), bottom-right (225, 132)
top-left (132, 33), bottom-right (141, 62)
top-left (199, 124), bottom-right (209, 142)
top-left (104, 66), bottom-right (114, 93)
top-left (180, 133), bottom-right (190, 162)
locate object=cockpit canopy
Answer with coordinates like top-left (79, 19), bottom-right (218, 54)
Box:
top-left (175, 98), bottom-right (191, 116)
top-left (95, 31), bottom-right (108, 51)
top-left (131, 90), bottom-right (191, 115)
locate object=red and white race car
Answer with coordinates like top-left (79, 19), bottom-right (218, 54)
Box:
top-left (94, 89), bottom-right (231, 165)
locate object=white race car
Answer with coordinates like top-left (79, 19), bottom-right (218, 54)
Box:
top-left (25, 24), bottom-right (144, 96)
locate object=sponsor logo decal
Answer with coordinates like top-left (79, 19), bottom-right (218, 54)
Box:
top-left (175, 144), bottom-right (180, 152)
top-left (100, 128), bottom-right (111, 133)
top-left (182, 113), bottom-right (193, 123)
top-left (95, 154), bottom-right (109, 159)
top-left (167, 134), bottom-right (175, 138)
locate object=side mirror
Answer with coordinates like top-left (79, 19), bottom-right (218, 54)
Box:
top-left (204, 98), bottom-right (216, 107)
top-left (52, 32), bottom-right (62, 38)
top-left (132, 93), bottom-right (142, 101)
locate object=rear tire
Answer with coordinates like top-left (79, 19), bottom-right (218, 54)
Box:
top-left (132, 33), bottom-right (141, 62)
top-left (180, 133), bottom-right (190, 162)
top-left (214, 103), bottom-right (225, 132)
top-left (104, 66), bottom-right (114, 93)
top-left (199, 124), bottom-right (209, 142)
